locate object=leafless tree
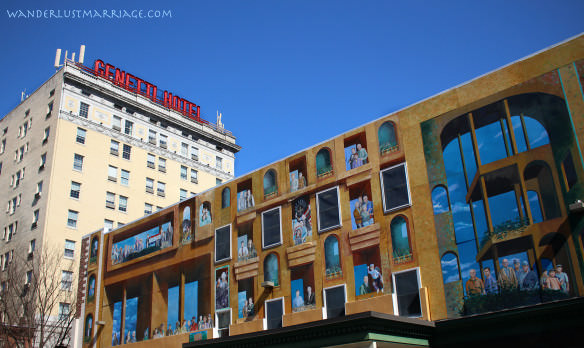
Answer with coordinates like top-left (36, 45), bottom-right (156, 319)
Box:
top-left (0, 242), bottom-right (78, 348)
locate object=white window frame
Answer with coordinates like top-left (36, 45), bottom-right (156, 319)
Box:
top-left (67, 210), bottom-right (78, 229)
top-left (263, 296), bottom-right (285, 330)
top-left (214, 224), bottom-right (232, 263)
top-left (64, 240), bottom-right (76, 259)
top-left (119, 196), bottom-right (128, 212)
top-left (315, 186), bottom-right (342, 233)
top-left (120, 169), bottom-right (130, 186)
top-left (70, 181), bottom-right (81, 199)
top-left (322, 283), bottom-right (347, 320)
top-left (380, 162), bottom-right (411, 214)
top-left (61, 270), bottom-right (73, 290)
top-left (261, 206), bottom-right (283, 249)
top-left (124, 120), bottom-right (133, 135)
top-left (214, 308), bottom-right (232, 331)
top-left (391, 266), bottom-right (422, 318)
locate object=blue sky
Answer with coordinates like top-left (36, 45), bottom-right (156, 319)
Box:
top-left (1, 0), bottom-right (583, 176)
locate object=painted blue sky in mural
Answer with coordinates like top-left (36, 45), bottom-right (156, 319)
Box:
top-left (1, 1), bottom-right (582, 176)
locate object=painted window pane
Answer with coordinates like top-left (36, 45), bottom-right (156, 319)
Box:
top-left (316, 187), bottom-right (341, 232)
top-left (222, 188), bottom-right (230, 208)
top-left (324, 286), bottom-right (345, 319)
top-left (124, 297), bottom-right (138, 344)
top-left (511, 116), bottom-right (528, 153)
top-left (264, 254), bottom-right (279, 286)
top-left (472, 200), bottom-right (488, 246)
top-left (167, 285), bottom-right (179, 333)
top-left (181, 206), bottom-right (192, 244)
top-left (316, 149), bottom-right (332, 176)
top-left (184, 281), bottom-right (198, 324)
top-left (263, 170), bottom-right (277, 196)
top-left (488, 191), bottom-right (522, 229)
top-left (432, 186), bottom-right (449, 215)
top-left (390, 216), bottom-right (411, 260)
top-left (324, 236), bottom-right (341, 277)
top-left (215, 225), bottom-right (231, 262)
top-left (262, 208), bottom-right (282, 248)
top-left (292, 196), bottom-right (312, 245)
top-left (524, 116), bottom-right (549, 149)
top-left (394, 270), bottom-right (421, 317)
top-left (112, 301), bottom-right (122, 345)
top-left (266, 299), bottom-right (283, 330)
top-left (378, 121), bottom-right (397, 154)
top-left (380, 163), bottom-right (410, 212)
top-left (527, 190), bottom-right (543, 224)
top-left (475, 121), bottom-right (508, 165)
top-left (441, 253), bottom-right (460, 284)
top-left (460, 133), bottom-right (477, 183)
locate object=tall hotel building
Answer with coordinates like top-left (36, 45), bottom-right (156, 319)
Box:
top-left (0, 54), bottom-right (239, 327)
top-left (80, 35), bottom-right (584, 348)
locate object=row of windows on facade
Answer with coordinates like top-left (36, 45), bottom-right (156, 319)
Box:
top-left (76, 100), bottom-right (222, 170)
top-left (0, 238), bottom-right (74, 275)
top-left (212, 163), bottom-right (410, 264)
top-left (214, 121), bottom-right (398, 205)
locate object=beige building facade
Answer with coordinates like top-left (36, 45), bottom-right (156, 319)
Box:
top-left (0, 58), bottom-right (239, 344)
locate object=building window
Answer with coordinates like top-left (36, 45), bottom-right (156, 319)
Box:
top-left (222, 188), bottom-right (231, 208)
top-left (112, 115), bottom-right (122, 131)
top-left (190, 169), bottom-right (198, 183)
top-left (28, 239), bottom-right (36, 257)
top-left (106, 192), bottom-right (115, 209)
top-left (122, 144), bottom-right (131, 160)
top-left (64, 240), bottom-right (75, 259)
top-left (25, 270), bottom-right (32, 285)
top-left (107, 165), bottom-right (118, 182)
top-left (144, 203), bottom-right (153, 215)
top-left (46, 102), bottom-right (53, 118)
top-left (148, 129), bottom-right (156, 145)
top-left (316, 148), bottom-right (333, 177)
top-left (180, 189), bottom-right (187, 201)
top-left (32, 209), bottom-right (39, 229)
top-left (61, 270), bottom-right (73, 291)
top-left (42, 127), bottom-right (50, 144)
top-left (147, 153), bottom-right (155, 168)
top-left (104, 219), bottom-right (114, 231)
top-left (190, 146), bottom-right (199, 161)
top-left (265, 297), bottom-right (284, 330)
top-left (76, 127), bottom-right (86, 144)
top-left (73, 154), bottom-right (83, 171)
top-left (79, 102), bottom-right (89, 118)
top-left (216, 178), bottom-right (222, 185)
top-left (39, 153), bottom-right (47, 171)
top-left (264, 253), bottom-right (280, 286)
top-left (70, 181), bottom-right (81, 199)
top-left (324, 235), bottom-right (342, 279)
top-left (158, 157), bottom-right (166, 172)
top-left (159, 134), bottom-right (168, 149)
top-left (110, 140), bottom-right (119, 156)
top-left (58, 303), bottom-right (70, 321)
top-left (0, 139), bottom-right (5, 154)
top-left (119, 196), bottom-right (128, 212)
top-left (216, 156), bottom-right (222, 170)
top-left (215, 224), bottom-right (232, 263)
top-left (120, 169), bottom-right (130, 186)
top-left (390, 216), bottom-right (412, 264)
top-left (123, 120), bottom-right (133, 135)
top-left (145, 178), bottom-right (154, 193)
top-left (262, 206), bottom-right (282, 249)
top-left (393, 268), bottom-right (422, 317)
top-left (181, 143), bottom-right (188, 157)
top-left (316, 186), bottom-right (342, 233)
top-left (180, 165), bottom-right (188, 180)
top-left (67, 210), bottom-right (78, 228)
top-left (157, 182), bottom-right (166, 197)
top-left (323, 284), bottom-right (346, 319)
top-left (263, 169), bottom-right (278, 199)
top-left (380, 163), bottom-right (411, 213)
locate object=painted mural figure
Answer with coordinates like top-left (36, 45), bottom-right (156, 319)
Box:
top-left (357, 144), bottom-right (368, 164)
top-left (305, 286), bottom-right (315, 306)
top-left (247, 297), bottom-right (255, 317)
top-left (216, 271), bottom-right (229, 309)
top-left (238, 240), bottom-right (249, 259)
top-left (545, 269), bottom-right (562, 290)
top-left (237, 189), bottom-right (255, 212)
top-left (498, 258), bottom-right (518, 290)
top-left (181, 207), bottom-right (192, 244)
top-left (555, 264), bottom-right (569, 293)
top-left (248, 240), bottom-right (257, 258)
top-left (349, 147), bottom-right (361, 169)
top-left (293, 289), bottom-right (304, 309)
top-left (289, 171), bottom-right (298, 192)
top-left (292, 196), bottom-right (312, 245)
top-left (353, 197), bottom-right (363, 228)
top-left (518, 261), bottom-right (539, 291)
top-left (368, 264), bottom-right (383, 293)
top-left (483, 267), bottom-right (498, 294)
top-left (199, 204), bottom-right (212, 226)
top-left (359, 275), bottom-right (371, 295)
top-left (465, 269), bottom-right (485, 296)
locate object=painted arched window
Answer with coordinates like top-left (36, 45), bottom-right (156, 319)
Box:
top-left (324, 235), bottom-right (342, 278)
top-left (181, 206), bottom-right (192, 244)
top-left (524, 161), bottom-right (560, 221)
top-left (222, 188), bottom-right (230, 208)
top-left (511, 115), bottom-right (550, 153)
top-left (90, 237), bottom-right (99, 262)
top-left (432, 185), bottom-right (450, 215)
top-left (378, 121), bottom-right (398, 154)
top-left (316, 148), bottom-right (333, 177)
top-left (84, 314), bottom-right (93, 339)
top-left (441, 252), bottom-right (460, 284)
top-left (264, 253), bottom-right (279, 286)
top-left (390, 216), bottom-right (412, 261)
top-left (199, 202), bottom-right (212, 227)
top-left (88, 275), bottom-right (96, 300)
top-left (263, 169), bottom-right (278, 197)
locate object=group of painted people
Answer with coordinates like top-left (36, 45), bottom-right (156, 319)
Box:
top-left (143, 314), bottom-right (214, 341)
top-left (348, 143), bottom-right (369, 169)
top-left (292, 285), bottom-right (316, 311)
top-left (237, 239), bottom-right (257, 261)
top-left (240, 297), bottom-right (255, 318)
top-left (359, 264), bottom-right (384, 295)
top-left (353, 194), bottom-right (374, 228)
top-left (466, 258), bottom-right (570, 296)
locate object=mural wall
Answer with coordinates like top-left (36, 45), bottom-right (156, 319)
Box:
top-left (111, 221), bottom-right (173, 265)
